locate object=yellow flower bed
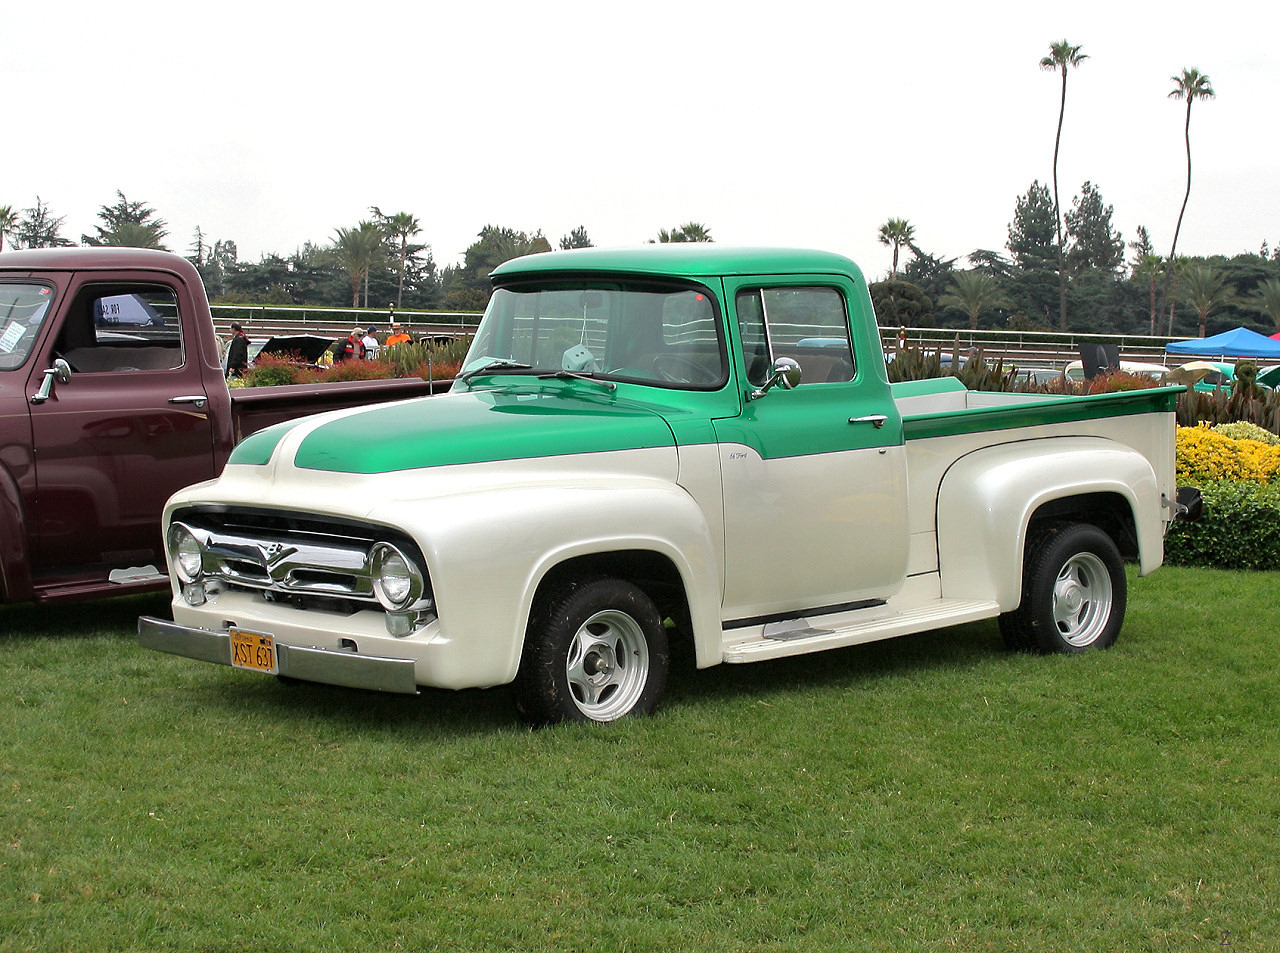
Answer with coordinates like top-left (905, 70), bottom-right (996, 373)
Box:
top-left (1176, 423), bottom-right (1280, 484)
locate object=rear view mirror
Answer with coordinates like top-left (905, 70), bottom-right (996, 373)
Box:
top-left (30, 357), bottom-right (73, 404)
top-left (749, 357), bottom-right (802, 400)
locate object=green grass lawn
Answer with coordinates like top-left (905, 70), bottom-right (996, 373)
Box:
top-left (2, 566), bottom-right (1277, 951)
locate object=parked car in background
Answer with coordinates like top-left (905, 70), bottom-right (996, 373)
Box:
top-left (1254, 365), bottom-right (1280, 389)
top-left (1064, 360), bottom-right (1170, 382)
top-left (1166, 361), bottom-right (1234, 392)
top-left (1015, 366), bottom-right (1064, 385)
top-left (247, 334), bottom-right (337, 368)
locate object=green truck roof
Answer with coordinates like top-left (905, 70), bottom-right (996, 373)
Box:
top-left (489, 245), bottom-right (868, 282)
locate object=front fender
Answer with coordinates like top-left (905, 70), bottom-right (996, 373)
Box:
top-left (935, 437), bottom-right (1160, 610)
top-left (374, 478), bottom-right (722, 688)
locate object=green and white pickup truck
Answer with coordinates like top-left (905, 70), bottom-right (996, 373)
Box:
top-left (139, 245), bottom-right (1196, 725)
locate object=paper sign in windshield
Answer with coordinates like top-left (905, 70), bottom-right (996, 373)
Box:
top-left (0, 322), bottom-right (26, 354)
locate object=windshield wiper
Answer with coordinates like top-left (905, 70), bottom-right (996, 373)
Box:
top-left (536, 370), bottom-right (617, 391)
top-left (458, 359), bottom-right (533, 383)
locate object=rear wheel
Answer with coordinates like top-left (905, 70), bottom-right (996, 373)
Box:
top-left (999, 523), bottom-right (1126, 654)
top-left (514, 577), bottom-right (669, 725)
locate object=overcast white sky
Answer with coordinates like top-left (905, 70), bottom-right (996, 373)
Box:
top-left (6, 1), bottom-right (1277, 281)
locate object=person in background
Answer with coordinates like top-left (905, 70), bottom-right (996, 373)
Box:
top-left (333, 326), bottom-right (366, 363)
top-left (225, 322), bottom-right (250, 378)
top-left (362, 326), bottom-right (380, 359)
top-left (385, 322), bottom-right (412, 347)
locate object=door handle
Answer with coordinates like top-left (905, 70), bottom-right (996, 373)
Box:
top-left (169, 395), bottom-right (208, 409)
top-left (849, 414), bottom-right (888, 429)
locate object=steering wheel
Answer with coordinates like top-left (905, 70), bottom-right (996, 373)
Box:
top-left (650, 354), bottom-right (717, 385)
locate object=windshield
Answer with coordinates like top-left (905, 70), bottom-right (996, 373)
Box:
top-left (461, 281), bottom-right (728, 389)
top-left (0, 283), bottom-right (55, 370)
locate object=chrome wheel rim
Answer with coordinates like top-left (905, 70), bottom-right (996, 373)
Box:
top-left (1052, 552), bottom-right (1113, 647)
top-left (566, 609), bottom-right (650, 721)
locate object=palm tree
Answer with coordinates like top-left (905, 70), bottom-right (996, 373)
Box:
top-left (0, 205), bottom-right (16, 253)
top-left (331, 222), bottom-right (385, 308)
top-left (939, 270), bottom-right (1010, 331)
top-left (1040, 40), bottom-right (1087, 330)
top-left (1251, 277), bottom-right (1280, 334)
top-left (1131, 253), bottom-right (1165, 335)
top-left (1177, 264), bottom-right (1233, 338)
top-left (677, 222), bottom-right (712, 242)
top-left (877, 218), bottom-right (915, 280)
top-left (652, 222), bottom-right (713, 243)
top-left (370, 207), bottom-right (423, 309)
top-left (1165, 67), bottom-right (1215, 333)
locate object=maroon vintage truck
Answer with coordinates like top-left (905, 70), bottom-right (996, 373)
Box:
top-left (0, 247), bottom-right (438, 605)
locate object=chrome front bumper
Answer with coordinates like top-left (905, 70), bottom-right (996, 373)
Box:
top-left (137, 615), bottom-right (420, 694)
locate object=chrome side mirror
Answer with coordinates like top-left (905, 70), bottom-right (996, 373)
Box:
top-left (749, 357), bottom-right (802, 400)
top-left (30, 358), bottom-right (73, 405)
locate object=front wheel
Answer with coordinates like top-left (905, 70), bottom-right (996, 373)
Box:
top-left (999, 523), bottom-right (1126, 654)
top-left (514, 578), bottom-right (669, 725)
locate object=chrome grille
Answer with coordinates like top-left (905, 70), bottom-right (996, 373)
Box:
top-left (170, 506), bottom-right (431, 612)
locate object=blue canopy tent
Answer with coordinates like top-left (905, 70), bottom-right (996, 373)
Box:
top-left (1165, 327), bottom-right (1280, 360)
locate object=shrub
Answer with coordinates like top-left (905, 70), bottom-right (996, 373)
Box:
top-left (1211, 421), bottom-right (1280, 445)
top-left (421, 360), bottom-right (461, 382)
top-left (1176, 424), bottom-right (1280, 484)
top-left (1176, 385), bottom-right (1280, 434)
top-left (1163, 479), bottom-right (1280, 570)
top-left (886, 345), bottom-right (1022, 391)
top-left (885, 346), bottom-right (950, 382)
top-left (381, 341), bottom-right (433, 378)
top-left (242, 352), bottom-right (304, 387)
top-left (354, 338), bottom-right (469, 383)
top-left (323, 358), bottom-right (399, 382)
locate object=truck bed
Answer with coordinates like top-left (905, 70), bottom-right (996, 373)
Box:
top-left (891, 376), bottom-right (1180, 580)
top-left (891, 375), bottom-right (1182, 432)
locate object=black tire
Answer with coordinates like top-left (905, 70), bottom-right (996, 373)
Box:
top-left (999, 522), bottom-right (1126, 654)
top-left (514, 577), bottom-right (669, 726)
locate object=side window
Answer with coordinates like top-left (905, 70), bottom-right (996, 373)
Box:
top-left (735, 286), bottom-right (855, 386)
top-left (59, 286), bottom-right (183, 372)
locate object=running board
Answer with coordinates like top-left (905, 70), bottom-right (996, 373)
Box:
top-left (721, 598), bottom-right (1001, 663)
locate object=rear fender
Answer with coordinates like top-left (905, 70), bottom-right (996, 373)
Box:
top-left (935, 438), bottom-right (1160, 610)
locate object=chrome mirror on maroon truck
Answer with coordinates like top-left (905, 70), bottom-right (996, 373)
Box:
top-left (29, 357), bottom-right (72, 405)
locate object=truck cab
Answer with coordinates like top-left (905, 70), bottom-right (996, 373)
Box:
top-left (464, 247), bottom-right (910, 621)
top-left (1, 249), bottom-right (231, 602)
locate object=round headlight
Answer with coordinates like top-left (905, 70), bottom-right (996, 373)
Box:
top-left (168, 523), bottom-right (204, 584)
top-left (371, 543), bottom-right (424, 611)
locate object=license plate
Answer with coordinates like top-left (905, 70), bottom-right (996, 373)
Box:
top-left (230, 627), bottom-right (278, 674)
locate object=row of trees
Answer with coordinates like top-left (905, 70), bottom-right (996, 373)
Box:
top-left (4, 180), bottom-right (1272, 337)
top-left (871, 43), bottom-right (1251, 338)
top-left (0, 195), bottom-right (716, 315)
top-left (875, 181), bottom-right (1280, 337)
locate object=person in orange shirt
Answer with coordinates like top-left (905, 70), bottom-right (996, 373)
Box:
top-left (384, 322), bottom-right (412, 347)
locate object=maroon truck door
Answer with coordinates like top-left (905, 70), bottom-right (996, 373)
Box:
top-left (26, 277), bottom-right (219, 582)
